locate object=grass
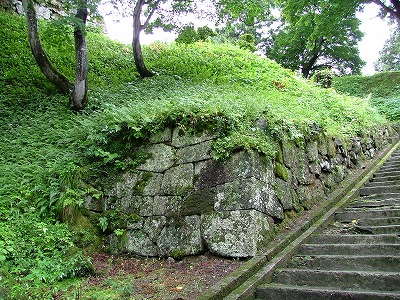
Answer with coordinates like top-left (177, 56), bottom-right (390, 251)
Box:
top-left (332, 72), bottom-right (400, 122)
top-left (0, 10), bottom-right (392, 298)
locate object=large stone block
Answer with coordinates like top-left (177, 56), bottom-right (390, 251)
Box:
top-left (149, 128), bottom-right (171, 144)
top-left (201, 210), bottom-right (273, 257)
top-left (296, 179), bottom-right (325, 209)
top-left (125, 230), bottom-right (159, 256)
top-left (213, 177), bottom-right (284, 219)
top-left (195, 150), bottom-right (269, 189)
top-left (292, 151), bottom-right (315, 185)
top-left (274, 176), bottom-right (300, 211)
top-left (137, 143), bottom-right (175, 173)
top-left (172, 128), bottom-right (215, 147)
top-left (281, 139), bottom-right (297, 169)
top-left (157, 215), bottom-right (204, 258)
top-left (176, 140), bottom-right (213, 164)
top-left (306, 141), bottom-right (319, 162)
top-left (161, 163), bottom-right (194, 195)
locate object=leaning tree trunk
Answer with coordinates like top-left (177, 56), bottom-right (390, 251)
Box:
top-left (23, 0), bottom-right (71, 94)
top-left (132, 0), bottom-right (154, 78)
top-left (301, 52), bottom-right (319, 78)
top-left (69, 0), bottom-right (89, 111)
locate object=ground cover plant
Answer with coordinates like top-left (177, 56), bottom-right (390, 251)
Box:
top-left (332, 72), bottom-right (400, 123)
top-left (0, 10), bottom-right (390, 298)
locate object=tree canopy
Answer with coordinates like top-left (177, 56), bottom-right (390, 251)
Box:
top-left (374, 28), bottom-right (400, 71)
top-left (264, 0), bottom-right (365, 78)
top-left (368, 0), bottom-right (400, 22)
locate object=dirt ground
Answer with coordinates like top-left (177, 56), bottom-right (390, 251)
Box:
top-left (76, 252), bottom-right (245, 300)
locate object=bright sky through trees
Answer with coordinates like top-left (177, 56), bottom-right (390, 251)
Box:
top-left (101, 2), bottom-right (392, 75)
top-left (357, 3), bottom-right (392, 74)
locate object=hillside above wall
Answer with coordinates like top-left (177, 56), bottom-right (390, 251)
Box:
top-left (1, 10), bottom-right (398, 296)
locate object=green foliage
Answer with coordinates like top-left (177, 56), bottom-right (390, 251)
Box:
top-left (0, 10), bottom-right (390, 297)
top-left (332, 72), bottom-right (400, 122)
top-left (237, 34), bottom-right (257, 52)
top-left (215, 0), bottom-right (273, 40)
top-left (176, 24), bottom-right (198, 44)
top-left (332, 72), bottom-right (400, 98)
top-left (176, 24), bottom-right (215, 44)
top-left (0, 12), bottom-right (137, 99)
top-left (0, 212), bottom-right (93, 298)
top-left (374, 29), bottom-right (400, 72)
top-left (197, 25), bottom-right (216, 41)
top-left (266, 0), bottom-right (364, 77)
top-left (371, 96), bottom-right (400, 122)
top-left (313, 68), bottom-right (335, 88)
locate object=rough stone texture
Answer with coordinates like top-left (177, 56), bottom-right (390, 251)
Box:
top-left (201, 210), bottom-right (272, 257)
top-left (137, 143), bottom-right (175, 173)
top-left (4, 0), bottom-right (61, 19)
top-left (161, 163), bottom-right (194, 195)
top-left (213, 178), bottom-right (283, 219)
top-left (157, 215), bottom-right (204, 258)
top-left (172, 127), bottom-right (214, 148)
top-left (176, 140), bottom-right (212, 164)
top-left (100, 126), bottom-right (394, 258)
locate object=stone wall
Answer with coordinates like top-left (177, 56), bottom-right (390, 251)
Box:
top-left (87, 126), bottom-right (395, 258)
top-left (2, 0), bottom-right (63, 19)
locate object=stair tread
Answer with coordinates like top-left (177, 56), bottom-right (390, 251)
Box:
top-left (259, 282), bottom-right (400, 293)
top-left (257, 282), bottom-right (400, 295)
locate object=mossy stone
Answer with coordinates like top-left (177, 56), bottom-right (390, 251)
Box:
top-left (275, 161), bottom-right (289, 181)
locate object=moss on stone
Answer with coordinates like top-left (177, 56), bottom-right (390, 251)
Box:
top-left (170, 248), bottom-right (187, 260)
top-left (275, 161), bottom-right (289, 181)
top-left (65, 209), bottom-right (103, 253)
top-left (99, 209), bottom-right (135, 233)
top-left (132, 172), bottom-right (153, 195)
top-left (181, 189), bottom-right (215, 215)
top-left (275, 144), bottom-right (284, 164)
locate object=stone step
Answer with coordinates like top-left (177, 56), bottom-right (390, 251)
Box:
top-left (379, 165), bottom-right (400, 172)
top-left (380, 158), bottom-right (400, 164)
top-left (288, 255), bottom-right (400, 272)
top-left (307, 234), bottom-right (400, 244)
top-left (374, 170), bottom-right (400, 178)
top-left (364, 180), bottom-right (400, 188)
top-left (356, 224), bottom-right (400, 234)
top-left (356, 217), bottom-right (400, 226)
top-left (381, 157), bottom-right (400, 163)
top-left (272, 268), bottom-right (400, 291)
top-left (300, 243), bottom-right (400, 256)
top-left (348, 198), bottom-right (400, 208)
top-left (256, 284), bottom-right (400, 300)
top-left (359, 193), bottom-right (400, 201)
top-left (359, 185), bottom-right (400, 196)
top-left (371, 175), bottom-right (400, 182)
top-left (336, 208), bottom-right (400, 221)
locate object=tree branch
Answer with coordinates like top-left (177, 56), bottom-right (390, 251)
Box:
top-left (371, 0), bottom-right (400, 21)
top-left (134, 0), bottom-right (145, 31)
top-left (143, 0), bottom-right (162, 28)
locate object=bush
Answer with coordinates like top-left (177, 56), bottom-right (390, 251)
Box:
top-left (313, 68), bottom-right (335, 88)
top-left (237, 34), bottom-right (257, 52)
top-left (175, 24), bottom-right (198, 44)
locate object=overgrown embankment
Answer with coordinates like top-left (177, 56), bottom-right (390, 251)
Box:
top-left (332, 72), bottom-right (400, 123)
top-left (0, 10), bottom-right (392, 298)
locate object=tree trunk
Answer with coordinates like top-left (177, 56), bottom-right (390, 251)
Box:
top-left (132, 0), bottom-right (155, 78)
top-left (301, 38), bottom-right (325, 78)
top-left (69, 0), bottom-right (89, 111)
top-left (301, 52), bottom-right (319, 78)
top-left (23, 0), bottom-right (71, 94)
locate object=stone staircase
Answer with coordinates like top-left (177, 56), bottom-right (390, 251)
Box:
top-left (256, 149), bottom-right (400, 300)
